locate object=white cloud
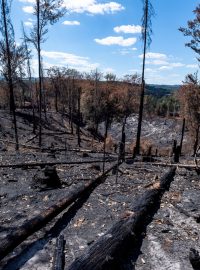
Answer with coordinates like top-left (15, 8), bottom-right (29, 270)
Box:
top-left (159, 66), bottom-right (172, 70)
top-left (24, 21), bottom-right (33, 27)
top-left (145, 68), bottom-right (157, 73)
top-left (147, 60), bottom-right (169, 65)
top-left (171, 74), bottom-right (180, 77)
top-left (41, 50), bottom-right (99, 71)
top-left (19, 0), bottom-right (35, 3)
top-left (22, 5), bottom-right (34, 13)
top-left (114, 24), bottom-right (142, 34)
top-left (62, 20), bottom-right (80, 26)
top-left (95, 36), bottom-right (137, 47)
top-left (20, 1), bottom-right (124, 15)
top-left (62, 0), bottom-right (124, 14)
top-left (141, 52), bottom-right (187, 70)
top-left (159, 62), bottom-right (185, 70)
top-left (170, 62), bottom-right (185, 67)
top-left (139, 52), bottom-right (167, 60)
top-left (118, 47), bottom-right (137, 55)
top-left (186, 64), bottom-right (198, 68)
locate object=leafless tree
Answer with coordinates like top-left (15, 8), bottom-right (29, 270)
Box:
top-left (87, 69), bottom-right (103, 134)
top-left (22, 23), bottom-right (36, 133)
top-left (0, 0), bottom-right (26, 150)
top-left (26, 0), bottom-right (65, 147)
top-left (47, 66), bottom-right (62, 112)
top-left (135, 0), bottom-right (155, 155)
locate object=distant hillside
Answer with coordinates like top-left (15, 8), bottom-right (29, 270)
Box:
top-left (146, 84), bottom-right (181, 97)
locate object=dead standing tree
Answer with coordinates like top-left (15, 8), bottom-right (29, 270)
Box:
top-left (47, 66), bottom-right (62, 112)
top-left (87, 69), bottom-right (103, 135)
top-left (27, 0), bottom-right (65, 147)
top-left (135, 0), bottom-right (154, 156)
top-left (0, 0), bottom-right (26, 150)
top-left (77, 87), bottom-right (82, 147)
top-left (179, 4), bottom-right (200, 156)
top-left (22, 24), bottom-right (36, 133)
top-left (102, 87), bottom-right (118, 172)
top-left (178, 78), bottom-right (200, 156)
top-left (67, 69), bottom-right (81, 134)
top-left (118, 82), bottom-right (140, 159)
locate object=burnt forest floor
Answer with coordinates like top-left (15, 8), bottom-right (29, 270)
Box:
top-left (0, 109), bottom-right (199, 270)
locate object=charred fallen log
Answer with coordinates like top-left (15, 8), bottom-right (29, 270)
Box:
top-left (68, 167), bottom-right (176, 270)
top-left (0, 162), bottom-right (120, 261)
top-left (0, 158), bottom-right (116, 169)
top-left (53, 235), bottom-right (65, 270)
top-left (148, 162), bottom-right (200, 169)
top-left (0, 138), bottom-right (117, 156)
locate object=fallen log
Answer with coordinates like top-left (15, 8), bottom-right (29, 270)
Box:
top-left (53, 235), bottom-right (65, 270)
top-left (68, 167), bottom-right (176, 270)
top-left (0, 162), bottom-right (120, 261)
top-left (0, 158), bottom-right (116, 169)
top-left (148, 162), bottom-right (199, 169)
top-left (0, 139), bottom-right (116, 156)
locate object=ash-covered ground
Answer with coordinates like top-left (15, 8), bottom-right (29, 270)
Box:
top-left (0, 110), bottom-right (199, 270)
top-left (100, 114), bottom-right (188, 155)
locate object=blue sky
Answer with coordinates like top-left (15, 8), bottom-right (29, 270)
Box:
top-left (12, 0), bottom-right (199, 84)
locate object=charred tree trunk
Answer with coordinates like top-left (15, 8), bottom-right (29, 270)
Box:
top-left (23, 24), bottom-right (36, 134)
top-left (0, 158), bottom-right (116, 169)
top-left (0, 163), bottom-right (118, 261)
top-left (30, 82), bottom-right (36, 134)
top-left (55, 86), bottom-right (58, 112)
top-left (68, 168), bottom-right (176, 270)
top-left (70, 78), bottom-right (74, 134)
top-left (119, 117), bottom-right (127, 161)
top-left (2, 0), bottom-right (19, 150)
top-left (37, 0), bottom-right (42, 147)
top-left (94, 120), bottom-right (99, 136)
top-left (41, 68), bottom-right (47, 119)
top-left (193, 125), bottom-right (200, 157)
top-left (68, 83), bottom-right (71, 125)
top-left (94, 70), bottom-right (98, 134)
top-left (135, 0), bottom-right (148, 156)
top-left (77, 87), bottom-right (81, 147)
top-left (103, 117), bottom-right (109, 173)
top-left (179, 118), bottom-right (185, 155)
top-left (35, 79), bottom-right (39, 112)
top-left (31, 83), bottom-right (36, 134)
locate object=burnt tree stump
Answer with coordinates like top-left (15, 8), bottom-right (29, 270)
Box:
top-left (32, 165), bottom-right (61, 189)
top-left (189, 248), bottom-right (200, 270)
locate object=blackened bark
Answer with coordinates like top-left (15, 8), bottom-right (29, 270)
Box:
top-left (135, 0), bottom-right (148, 155)
top-left (2, 0), bottom-right (19, 150)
